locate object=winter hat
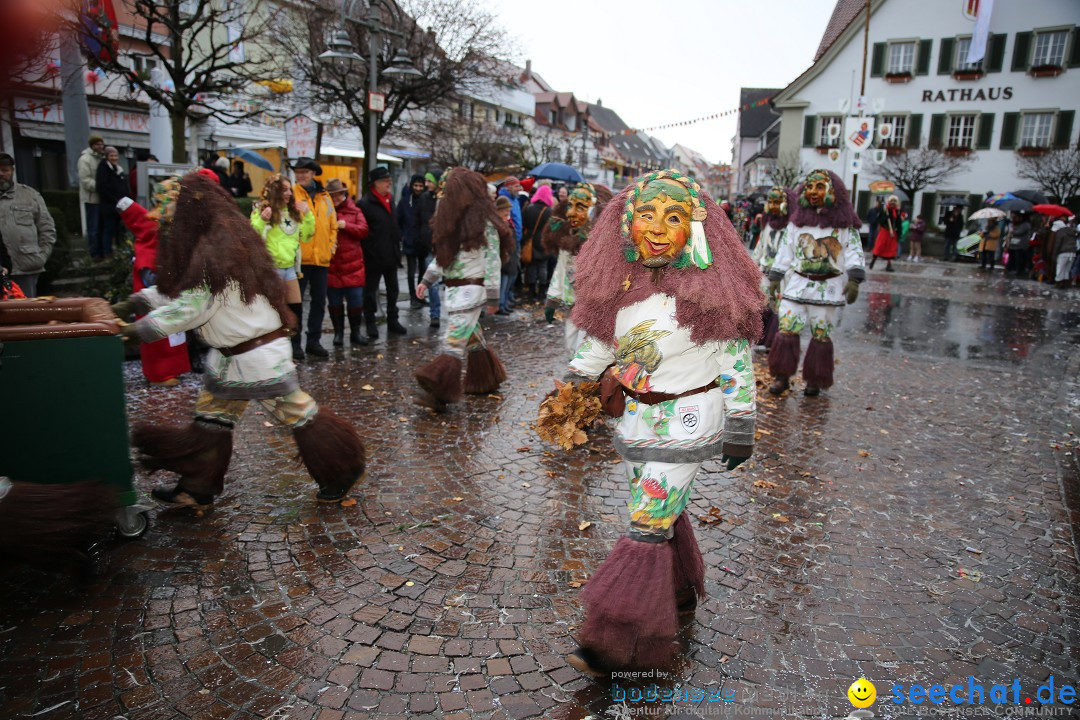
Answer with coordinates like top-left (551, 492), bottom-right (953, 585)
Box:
top-left (531, 184), bottom-right (555, 208)
top-left (88, 135), bottom-right (104, 146)
top-left (195, 167), bottom-right (221, 184)
top-left (520, 177), bottom-right (535, 193)
top-left (425, 172), bottom-right (438, 185)
top-left (214, 156), bottom-right (230, 171)
top-left (325, 178), bottom-right (348, 195)
top-left (495, 196), bottom-right (512, 210)
top-left (369, 166), bottom-right (390, 183)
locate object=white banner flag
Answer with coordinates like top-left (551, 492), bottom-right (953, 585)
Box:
top-left (844, 117), bottom-right (875, 152)
top-left (966, 0), bottom-right (995, 64)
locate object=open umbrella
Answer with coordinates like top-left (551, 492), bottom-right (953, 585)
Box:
top-left (526, 162), bottom-right (584, 184)
top-left (1031, 203), bottom-right (1073, 217)
top-left (987, 192), bottom-right (1033, 213)
top-left (225, 147), bottom-right (275, 172)
top-left (968, 207), bottom-right (1006, 221)
top-left (1011, 189), bottom-right (1049, 205)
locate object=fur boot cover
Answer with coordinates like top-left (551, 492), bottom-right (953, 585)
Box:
top-left (464, 347), bottom-right (507, 394)
top-left (415, 353), bottom-right (464, 404)
top-left (293, 408), bottom-right (367, 498)
top-left (802, 338), bottom-right (835, 389)
top-left (762, 306), bottom-right (779, 349)
top-left (768, 331), bottom-right (801, 378)
top-left (132, 419), bottom-right (233, 497)
top-left (0, 478), bottom-right (115, 573)
top-left (671, 512), bottom-right (705, 600)
top-left (577, 536), bottom-right (678, 670)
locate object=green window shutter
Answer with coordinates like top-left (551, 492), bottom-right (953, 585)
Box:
top-left (938, 37), bottom-right (956, 74)
top-left (1054, 110), bottom-right (1075, 148)
top-left (856, 190), bottom-right (871, 219)
top-left (1012, 31), bottom-right (1032, 71)
top-left (976, 113), bottom-right (995, 150)
top-left (929, 114), bottom-right (946, 148)
top-left (907, 114), bottom-right (923, 148)
top-left (920, 192), bottom-right (937, 224)
top-left (803, 114), bottom-right (817, 147)
top-left (969, 194), bottom-right (984, 213)
top-left (1070, 27), bottom-right (1080, 68)
top-left (1000, 112), bottom-right (1020, 149)
top-left (917, 39), bottom-right (933, 76)
top-left (986, 33), bottom-right (1007, 72)
top-left (871, 43), bottom-right (886, 77)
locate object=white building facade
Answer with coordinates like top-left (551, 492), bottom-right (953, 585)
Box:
top-left (774, 0), bottom-right (1080, 228)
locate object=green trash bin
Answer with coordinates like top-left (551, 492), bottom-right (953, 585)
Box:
top-left (0, 298), bottom-right (150, 538)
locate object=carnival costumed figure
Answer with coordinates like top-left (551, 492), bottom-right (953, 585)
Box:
top-left (413, 168), bottom-right (513, 411)
top-left (767, 169), bottom-right (865, 396)
top-left (112, 173), bottom-right (366, 509)
top-left (115, 194), bottom-right (192, 386)
top-left (750, 186), bottom-right (793, 351)
top-left (565, 170), bottom-right (763, 675)
top-left (542, 182), bottom-right (614, 359)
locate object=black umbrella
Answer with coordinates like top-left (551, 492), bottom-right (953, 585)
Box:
top-left (1010, 189), bottom-right (1049, 205)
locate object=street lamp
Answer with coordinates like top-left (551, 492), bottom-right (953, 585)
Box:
top-left (318, 0), bottom-right (422, 176)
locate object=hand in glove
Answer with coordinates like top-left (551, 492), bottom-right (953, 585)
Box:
top-left (111, 299), bottom-right (137, 321)
top-left (767, 279), bottom-right (781, 302)
top-left (119, 322), bottom-right (143, 345)
top-left (544, 306), bottom-right (556, 324)
top-left (844, 280), bottom-right (860, 305)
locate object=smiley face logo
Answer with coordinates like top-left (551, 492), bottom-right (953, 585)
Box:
top-left (847, 678), bottom-right (876, 708)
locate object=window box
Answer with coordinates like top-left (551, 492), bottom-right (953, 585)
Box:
top-left (1029, 63), bottom-right (1063, 77)
top-left (952, 69), bottom-right (984, 81)
top-left (883, 145), bottom-right (907, 156)
top-left (943, 145), bottom-right (973, 156)
top-left (884, 71), bottom-right (913, 83)
top-left (1016, 146), bottom-right (1050, 157)
top-left (814, 145), bottom-right (837, 154)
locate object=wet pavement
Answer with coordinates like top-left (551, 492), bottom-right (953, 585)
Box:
top-left (1, 259), bottom-right (1079, 720)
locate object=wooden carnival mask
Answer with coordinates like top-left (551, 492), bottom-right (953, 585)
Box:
top-left (566, 184), bottom-right (597, 229)
top-left (800, 169), bottom-right (835, 209)
top-left (764, 186), bottom-right (787, 216)
top-left (630, 179), bottom-right (694, 269)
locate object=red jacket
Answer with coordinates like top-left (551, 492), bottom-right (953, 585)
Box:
top-left (329, 197), bottom-right (368, 288)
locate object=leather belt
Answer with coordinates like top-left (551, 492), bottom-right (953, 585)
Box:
top-left (443, 278), bottom-right (484, 287)
top-left (795, 271), bottom-right (840, 281)
top-left (623, 381), bottom-right (716, 406)
top-left (219, 327), bottom-right (291, 357)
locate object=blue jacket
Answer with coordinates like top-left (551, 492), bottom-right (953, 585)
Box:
top-left (498, 187), bottom-right (522, 246)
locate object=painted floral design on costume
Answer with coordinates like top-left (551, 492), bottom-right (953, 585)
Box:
top-left (627, 466), bottom-right (693, 531)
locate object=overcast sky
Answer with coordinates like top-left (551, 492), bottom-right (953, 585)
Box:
top-left (490, 0), bottom-right (840, 165)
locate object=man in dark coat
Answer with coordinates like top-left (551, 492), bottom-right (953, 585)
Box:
top-left (357, 166), bottom-right (407, 338)
top-left (397, 173), bottom-right (426, 308)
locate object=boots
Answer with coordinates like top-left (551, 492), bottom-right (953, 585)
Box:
top-left (132, 418), bottom-right (233, 510)
top-left (329, 306), bottom-right (345, 347)
top-left (288, 303), bottom-right (305, 360)
top-left (348, 308), bottom-right (368, 346)
top-left (292, 408), bottom-right (366, 502)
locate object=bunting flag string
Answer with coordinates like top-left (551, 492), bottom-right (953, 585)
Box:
top-left (621, 97), bottom-right (773, 135)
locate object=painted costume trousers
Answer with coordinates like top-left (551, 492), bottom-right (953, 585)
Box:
top-left (776, 299), bottom-right (837, 341)
top-left (443, 305), bottom-right (486, 359)
top-left (624, 459), bottom-right (702, 540)
top-left (194, 388), bottom-right (318, 429)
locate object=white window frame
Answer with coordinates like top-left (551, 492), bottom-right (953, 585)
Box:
top-left (947, 114), bottom-right (977, 149)
top-left (1019, 111), bottom-right (1055, 148)
top-left (935, 193), bottom-right (967, 228)
top-left (954, 36), bottom-right (981, 71)
top-left (888, 41), bottom-right (916, 74)
top-left (818, 115), bottom-right (842, 147)
top-left (1032, 28), bottom-right (1069, 67)
top-left (879, 114), bottom-right (908, 147)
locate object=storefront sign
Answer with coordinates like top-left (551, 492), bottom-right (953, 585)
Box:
top-left (13, 98), bottom-right (149, 133)
top-left (285, 114), bottom-right (318, 159)
top-left (921, 87), bottom-right (1013, 102)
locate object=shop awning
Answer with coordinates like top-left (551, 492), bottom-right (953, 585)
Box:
top-left (320, 145), bottom-right (402, 164)
top-left (17, 124), bottom-right (150, 149)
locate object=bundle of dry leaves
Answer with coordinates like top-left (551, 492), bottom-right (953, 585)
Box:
top-left (535, 380), bottom-right (603, 450)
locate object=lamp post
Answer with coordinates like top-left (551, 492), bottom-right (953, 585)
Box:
top-left (318, 0), bottom-right (421, 178)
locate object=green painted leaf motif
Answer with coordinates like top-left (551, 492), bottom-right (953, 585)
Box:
top-left (733, 358), bottom-right (747, 373)
top-left (734, 386), bottom-right (753, 405)
top-left (573, 339), bottom-right (593, 360)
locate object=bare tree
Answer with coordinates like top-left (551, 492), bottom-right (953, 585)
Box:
top-left (1016, 148), bottom-right (1080, 202)
top-left (877, 147), bottom-right (975, 202)
top-left (512, 125), bottom-right (564, 171)
top-left (771, 149), bottom-right (807, 190)
top-left (419, 107), bottom-right (521, 173)
top-left (1, 2), bottom-right (58, 99)
top-left (275, 0), bottom-right (512, 181)
top-left (83, 0), bottom-right (286, 162)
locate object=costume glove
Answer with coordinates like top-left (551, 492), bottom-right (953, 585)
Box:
top-left (767, 280), bottom-right (781, 301)
top-left (111, 299), bottom-right (136, 321)
top-left (119, 322), bottom-right (143, 345)
top-left (544, 307), bottom-right (555, 324)
top-left (844, 280), bottom-right (860, 305)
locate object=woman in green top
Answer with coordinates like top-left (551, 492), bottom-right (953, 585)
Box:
top-left (251, 173), bottom-right (315, 309)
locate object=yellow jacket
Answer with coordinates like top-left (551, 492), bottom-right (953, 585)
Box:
top-left (294, 182), bottom-right (338, 266)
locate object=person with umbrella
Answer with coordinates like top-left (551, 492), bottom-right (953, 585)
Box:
top-left (1046, 216), bottom-right (1077, 288)
top-left (1005, 211), bottom-right (1033, 276)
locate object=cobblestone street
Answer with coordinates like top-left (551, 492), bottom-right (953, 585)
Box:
top-left (1, 260), bottom-right (1079, 720)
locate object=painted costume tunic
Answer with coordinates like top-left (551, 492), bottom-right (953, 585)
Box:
top-left (751, 223), bottom-right (787, 303)
top-left (422, 222), bottom-right (501, 356)
top-left (546, 248), bottom-right (586, 358)
top-left (570, 294), bottom-right (756, 539)
top-left (136, 284), bottom-right (298, 401)
top-left (770, 224), bottom-right (864, 340)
